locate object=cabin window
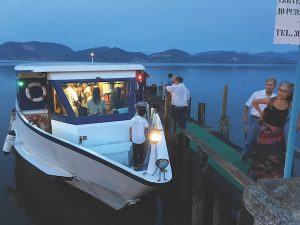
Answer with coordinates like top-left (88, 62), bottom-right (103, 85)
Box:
top-left (61, 81), bottom-right (130, 117)
top-left (51, 86), bottom-right (67, 116)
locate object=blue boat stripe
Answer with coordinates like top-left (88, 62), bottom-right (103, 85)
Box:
top-left (16, 111), bottom-right (163, 187)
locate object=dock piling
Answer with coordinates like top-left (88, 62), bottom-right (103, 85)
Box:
top-left (197, 103), bottom-right (206, 126)
top-left (219, 85), bottom-right (230, 141)
top-left (164, 90), bottom-right (171, 139)
top-left (191, 149), bottom-right (208, 225)
top-left (158, 85), bottom-right (163, 100)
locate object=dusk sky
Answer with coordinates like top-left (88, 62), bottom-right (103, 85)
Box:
top-left (0, 0), bottom-right (297, 54)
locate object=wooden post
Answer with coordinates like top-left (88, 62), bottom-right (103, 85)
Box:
top-left (158, 85), bottom-right (163, 100)
top-left (164, 90), bottom-right (171, 139)
top-left (222, 85), bottom-right (228, 118)
top-left (237, 206), bottom-right (253, 225)
top-left (198, 103), bottom-right (206, 126)
top-left (212, 192), bottom-right (230, 225)
top-left (191, 149), bottom-right (208, 225)
top-left (219, 85), bottom-right (230, 141)
top-left (177, 132), bottom-right (191, 203)
top-left (188, 97), bottom-right (192, 118)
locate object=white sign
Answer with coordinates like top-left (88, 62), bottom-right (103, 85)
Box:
top-left (274, 0), bottom-right (300, 45)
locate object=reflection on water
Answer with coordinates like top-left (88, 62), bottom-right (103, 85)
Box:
top-left (7, 153), bottom-right (160, 225)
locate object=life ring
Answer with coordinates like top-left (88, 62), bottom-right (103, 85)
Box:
top-left (28, 115), bottom-right (48, 130)
top-left (25, 82), bottom-right (47, 102)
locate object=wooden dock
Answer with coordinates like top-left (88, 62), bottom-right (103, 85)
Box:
top-left (145, 85), bottom-right (300, 225)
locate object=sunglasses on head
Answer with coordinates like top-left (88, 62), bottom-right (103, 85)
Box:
top-left (278, 88), bottom-right (288, 93)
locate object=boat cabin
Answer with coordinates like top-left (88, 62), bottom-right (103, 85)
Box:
top-left (15, 63), bottom-right (148, 166)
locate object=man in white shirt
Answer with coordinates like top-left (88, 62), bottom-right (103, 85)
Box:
top-left (242, 78), bottom-right (277, 160)
top-left (129, 106), bottom-right (149, 170)
top-left (166, 76), bottom-right (190, 130)
top-left (64, 83), bottom-right (79, 116)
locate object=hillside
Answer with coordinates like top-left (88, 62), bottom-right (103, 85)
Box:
top-left (0, 41), bottom-right (296, 64)
top-left (0, 41), bottom-right (74, 60)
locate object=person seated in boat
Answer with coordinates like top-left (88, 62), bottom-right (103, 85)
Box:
top-left (129, 106), bottom-right (149, 171)
top-left (87, 87), bottom-right (105, 116)
top-left (64, 83), bottom-right (80, 116)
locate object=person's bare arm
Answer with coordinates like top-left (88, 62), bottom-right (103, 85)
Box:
top-left (252, 98), bottom-right (270, 118)
top-left (243, 105), bottom-right (249, 123)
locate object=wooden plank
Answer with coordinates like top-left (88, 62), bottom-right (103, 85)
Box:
top-left (182, 129), bottom-right (255, 187)
top-left (237, 206), bottom-right (254, 225)
top-left (212, 193), bottom-right (230, 225)
top-left (191, 150), bottom-right (208, 225)
top-left (177, 133), bottom-right (192, 203)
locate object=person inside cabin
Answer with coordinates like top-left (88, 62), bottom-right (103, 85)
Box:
top-left (86, 87), bottom-right (105, 115)
top-left (166, 76), bottom-right (190, 132)
top-left (241, 78), bottom-right (277, 161)
top-left (78, 83), bottom-right (92, 116)
top-left (129, 106), bottom-right (149, 171)
top-left (110, 87), bottom-right (124, 110)
top-left (250, 81), bottom-right (293, 180)
top-left (64, 83), bottom-right (80, 116)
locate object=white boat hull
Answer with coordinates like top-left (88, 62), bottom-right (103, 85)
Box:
top-left (14, 112), bottom-right (168, 210)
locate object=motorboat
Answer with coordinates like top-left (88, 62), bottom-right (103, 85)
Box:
top-left (6, 62), bottom-right (172, 210)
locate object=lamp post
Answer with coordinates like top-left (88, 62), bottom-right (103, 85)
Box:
top-left (90, 52), bottom-right (94, 64)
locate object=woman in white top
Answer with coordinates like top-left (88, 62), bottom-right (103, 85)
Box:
top-left (87, 87), bottom-right (105, 115)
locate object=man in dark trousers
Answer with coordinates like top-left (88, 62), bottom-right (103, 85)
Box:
top-left (242, 78), bottom-right (277, 161)
top-left (166, 76), bottom-right (190, 132)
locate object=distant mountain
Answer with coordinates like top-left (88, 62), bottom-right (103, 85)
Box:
top-left (253, 51), bottom-right (298, 61)
top-left (193, 50), bottom-right (296, 64)
top-left (149, 49), bottom-right (192, 62)
top-left (0, 41), bottom-right (74, 60)
top-left (72, 47), bottom-right (148, 62)
top-left (0, 41), bottom-right (297, 64)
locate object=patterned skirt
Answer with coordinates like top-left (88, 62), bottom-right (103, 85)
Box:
top-left (250, 122), bottom-right (285, 180)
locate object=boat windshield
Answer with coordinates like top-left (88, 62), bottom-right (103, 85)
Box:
top-left (53, 80), bottom-right (130, 117)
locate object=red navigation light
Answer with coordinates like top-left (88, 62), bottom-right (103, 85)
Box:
top-left (136, 73), bottom-right (144, 82)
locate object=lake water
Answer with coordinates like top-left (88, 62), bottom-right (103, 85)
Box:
top-left (0, 61), bottom-right (298, 225)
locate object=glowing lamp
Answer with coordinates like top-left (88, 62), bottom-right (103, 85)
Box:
top-left (149, 131), bottom-right (161, 143)
top-left (17, 80), bottom-right (25, 87)
top-left (90, 52), bottom-right (95, 64)
top-left (136, 74), bottom-right (143, 82)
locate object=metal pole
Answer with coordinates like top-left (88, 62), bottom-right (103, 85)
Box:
top-left (284, 46), bottom-right (300, 178)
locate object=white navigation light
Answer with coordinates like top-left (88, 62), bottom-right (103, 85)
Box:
top-left (90, 52), bottom-right (95, 64)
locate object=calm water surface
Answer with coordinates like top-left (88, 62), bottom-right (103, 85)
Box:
top-left (0, 61), bottom-right (298, 225)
